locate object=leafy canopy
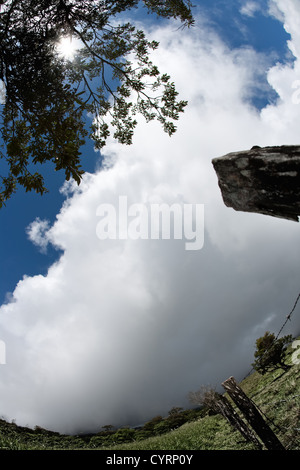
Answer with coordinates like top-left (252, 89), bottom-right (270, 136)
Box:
top-left (0, 0), bottom-right (194, 207)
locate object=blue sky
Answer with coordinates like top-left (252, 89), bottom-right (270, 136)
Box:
top-left (0, 118), bottom-right (99, 305)
top-left (0, 1), bottom-right (300, 434)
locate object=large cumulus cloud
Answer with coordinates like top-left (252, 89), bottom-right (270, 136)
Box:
top-left (0, 2), bottom-right (300, 433)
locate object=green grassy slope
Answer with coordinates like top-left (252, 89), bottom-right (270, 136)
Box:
top-left (0, 338), bottom-right (299, 451)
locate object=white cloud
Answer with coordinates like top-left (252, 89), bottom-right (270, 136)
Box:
top-left (261, 1), bottom-right (300, 138)
top-left (0, 2), bottom-right (300, 434)
top-left (26, 218), bottom-right (51, 253)
top-left (240, 1), bottom-right (261, 17)
top-left (0, 80), bottom-right (5, 104)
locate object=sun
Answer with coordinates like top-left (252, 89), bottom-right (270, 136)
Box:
top-left (56, 36), bottom-right (78, 60)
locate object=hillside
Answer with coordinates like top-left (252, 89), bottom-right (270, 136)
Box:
top-left (0, 337), bottom-right (299, 451)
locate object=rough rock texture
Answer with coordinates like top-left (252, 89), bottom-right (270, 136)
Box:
top-left (212, 145), bottom-right (300, 222)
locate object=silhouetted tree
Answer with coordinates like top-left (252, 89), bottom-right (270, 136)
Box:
top-left (168, 406), bottom-right (184, 416)
top-left (0, 0), bottom-right (194, 206)
top-left (188, 385), bottom-right (221, 413)
top-left (142, 415), bottom-right (163, 433)
top-left (252, 331), bottom-right (292, 375)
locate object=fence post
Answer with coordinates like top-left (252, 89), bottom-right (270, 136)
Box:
top-left (222, 376), bottom-right (285, 451)
top-left (215, 395), bottom-right (262, 449)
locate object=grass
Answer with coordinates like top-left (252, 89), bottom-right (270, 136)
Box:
top-left (0, 337), bottom-right (299, 451)
top-left (99, 416), bottom-right (259, 451)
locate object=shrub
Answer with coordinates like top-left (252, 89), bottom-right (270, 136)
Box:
top-left (252, 332), bottom-right (293, 375)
